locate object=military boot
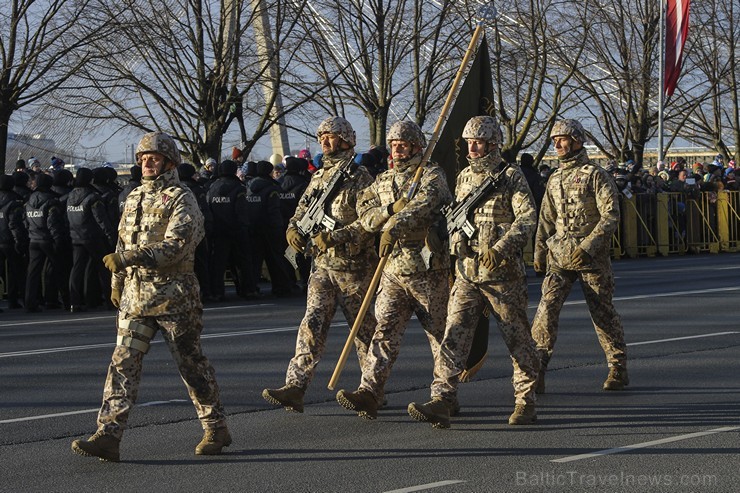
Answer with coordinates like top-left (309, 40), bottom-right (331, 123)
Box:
top-left (336, 389), bottom-right (378, 420)
top-left (407, 398), bottom-right (451, 429)
top-left (262, 385), bottom-right (305, 413)
top-left (603, 365), bottom-right (629, 391)
top-left (195, 427), bottom-right (232, 455)
top-left (71, 431), bottom-right (120, 462)
top-left (508, 404), bottom-right (537, 425)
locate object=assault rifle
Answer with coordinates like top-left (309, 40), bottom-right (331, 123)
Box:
top-left (443, 163), bottom-right (510, 239)
top-left (285, 155), bottom-right (357, 267)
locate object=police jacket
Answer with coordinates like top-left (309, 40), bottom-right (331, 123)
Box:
top-left (358, 154), bottom-right (452, 275)
top-left (182, 179), bottom-right (213, 237)
top-left (93, 183), bottom-right (120, 231)
top-left (280, 172), bottom-right (310, 226)
top-left (67, 186), bottom-right (116, 247)
top-left (0, 190), bottom-right (28, 247)
top-left (534, 148), bottom-right (619, 272)
top-left (245, 176), bottom-right (283, 229)
top-left (206, 175), bottom-right (248, 237)
top-left (25, 189), bottom-right (65, 244)
top-left (113, 168), bottom-right (204, 317)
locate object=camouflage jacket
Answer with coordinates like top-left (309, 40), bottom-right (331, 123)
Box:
top-left (358, 154), bottom-right (451, 275)
top-left (534, 148), bottom-right (620, 271)
top-left (290, 150), bottom-right (377, 271)
top-left (113, 168), bottom-right (204, 316)
top-left (452, 158), bottom-right (536, 283)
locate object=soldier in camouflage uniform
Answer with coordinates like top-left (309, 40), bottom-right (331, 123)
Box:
top-left (262, 117), bottom-right (378, 413)
top-left (335, 120), bottom-right (452, 420)
top-left (71, 132), bottom-right (230, 462)
top-left (531, 119), bottom-right (628, 393)
top-left (407, 116), bottom-right (540, 428)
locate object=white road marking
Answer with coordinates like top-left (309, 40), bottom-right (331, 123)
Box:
top-left (552, 425), bottom-right (740, 463)
top-left (0, 322), bottom-right (346, 359)
top-left (628, 331), bottom-right (739, 346)
top-left (384, 480), bottom-right (466, 493)
top-left (0, 303), bottom-right (276, 328)
top-left (0, 399), bottom-right (189, 424)
top-left (526, 285), bottom-right (740, 309)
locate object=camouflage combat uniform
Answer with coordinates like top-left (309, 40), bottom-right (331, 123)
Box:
top-left (284, 149), bottom-right (378, 389)
top-left (531, 147), bottom-right (627, 372)
top-left (354, 152), bottom-right (452, 402)
top-left (432, 156), bottom-right (540, 406)
top-left (97, 167), bottom-right (226, 439)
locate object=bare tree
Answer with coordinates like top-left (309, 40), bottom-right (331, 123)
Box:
top-left (0, 0), bottom-right (110, 171)
top-left (674, 0), bottom-right (739, 162)
top-left (484, 0), bottom-right (587, 163)
top-left (291, 0), bottom-right (471, 149)
top-left (51, 0), bottom-right (324, 165)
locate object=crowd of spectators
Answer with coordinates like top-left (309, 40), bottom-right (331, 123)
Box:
top-left (2, 146), bottom-right (734, 314)
top-left (0, 146), bottom-right (390, 314)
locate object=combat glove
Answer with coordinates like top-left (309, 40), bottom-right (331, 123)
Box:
top-left (571, 247), bottom-right (592, 269)
top-left (286, 227), bottom-right (307, 253)
top-left (110, 288), bottom-right (122, 308)
top-left (313, 231), bottom-right (339, 252)
top-left (379, 229), bottom-right (395, 257)
top-left (388, 197), bottom-right (409, 216)
top-left (480, 248), bottom-right (504, 271)
top-left (103, 253), bottom-right (127, 273)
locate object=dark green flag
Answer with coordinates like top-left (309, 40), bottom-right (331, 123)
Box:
top-left (432, 35), bottom-right (494, 381)
top-left (431, 34), bottom-right (495, 194)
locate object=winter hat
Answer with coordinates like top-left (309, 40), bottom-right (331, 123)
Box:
top-left (177, 163), bottom-right (196, 181)
top-left (35, 173), bottom-right (54, 190)
top-left (130, 165), bottom-right (142, 181)
top-left (0, 174), bottom-right (15, 191)
top-left (75, 167), bottom-right (94, 187)
top-left (53, 169), bottom-right (73, 187)
top-left (285, 157), bottom-right (308, 173)
top-left (256, 160), bottom-right (273, 177)
top-left (219, 160), bottom-right (238, 176)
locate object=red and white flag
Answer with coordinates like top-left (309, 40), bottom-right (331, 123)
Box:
top-left (664, 0), bottom-right (690, 97)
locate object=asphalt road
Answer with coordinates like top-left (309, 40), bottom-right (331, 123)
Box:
top-left (1, 254), bottom-right (739, 492)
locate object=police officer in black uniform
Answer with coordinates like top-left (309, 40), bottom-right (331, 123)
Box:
top-left (24, 173), bottom-right (66, 312)
top-left (206, 160), bottom-right (257, 300)
top-left (246, 161), bottom-right (294, 297)
top-left (0, 175), bottom-right (28, 309)
top-left (66, 168), bottom-right (117, 312)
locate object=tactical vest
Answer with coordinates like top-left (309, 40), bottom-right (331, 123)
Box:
top-left (550, 163), bottom-right (602, 238)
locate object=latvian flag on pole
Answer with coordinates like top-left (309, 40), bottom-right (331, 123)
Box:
top-left (664, 0), bottom-right (690, 97)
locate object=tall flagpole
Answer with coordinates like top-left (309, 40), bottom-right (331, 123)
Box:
top-left (658, 0), bottom-right (665, 162)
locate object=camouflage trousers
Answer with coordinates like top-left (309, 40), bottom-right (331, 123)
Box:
top-left (432, 276), bottom-right (539, 405)
top-left (285, 265), bottom-right (376, 390)
top-left (97, 310), bottom-right (227, 439)
top-left (359, 269), bottom-right (449, 399)
top-left (531, 267), bottom-right (627, 368)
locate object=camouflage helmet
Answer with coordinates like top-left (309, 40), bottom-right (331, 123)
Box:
top-left (462, 116), bottom-right (503, 145)
top-left (316, 116), bottom-right (356, 147)
top-left (550, 119), bottom-right (586, 143)
top-left (386, 120), bottom-right (426, 148)
top-left (136, 132), bottom-right (181, 165)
